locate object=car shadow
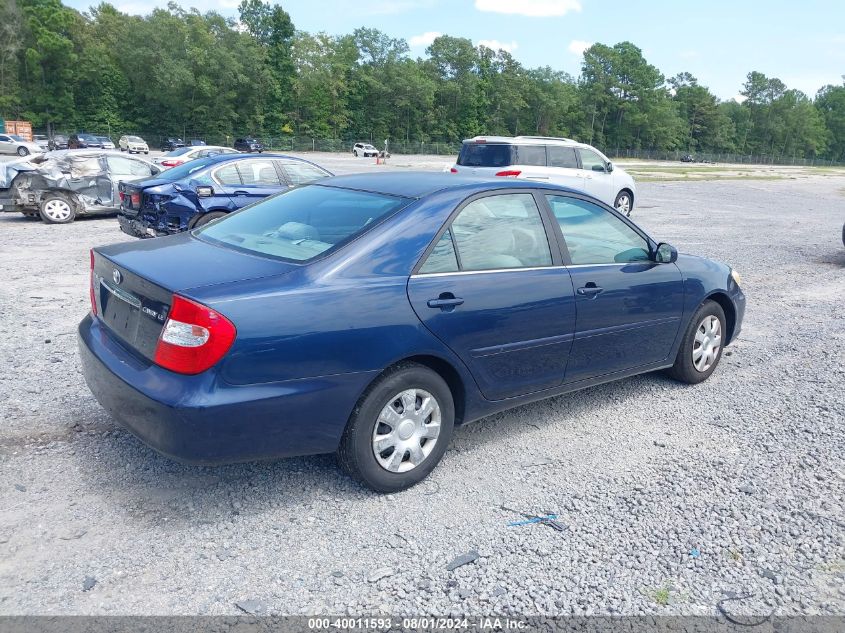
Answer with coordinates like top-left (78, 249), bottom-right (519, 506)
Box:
top-left (67, 370), bottom-right (681, 526)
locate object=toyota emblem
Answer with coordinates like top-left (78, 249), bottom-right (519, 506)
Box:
top-left (112, 269), bottom-right (122, 285)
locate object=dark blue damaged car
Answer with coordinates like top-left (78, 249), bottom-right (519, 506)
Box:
top-left (80, 173), bottom-right (746, 492)
top-left (117, 153), bottom-right (332, 238)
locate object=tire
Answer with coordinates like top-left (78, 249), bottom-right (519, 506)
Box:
top-left (144, 151), bottom-right (149, 155)
top-left (337, 362), bottom-right (455, 492)
top-left (614, 190), bottom-right (633, 217)
top-left (666, 300), bottom-right (726, 384)
top-left (353, 150), bottom-right (359, 157)
top-left (17, 146), bottom-right (29, 157)
top-left (39, 193), bottom-right (76, 224)
top-left (191, 210), bottom-right (226, 228)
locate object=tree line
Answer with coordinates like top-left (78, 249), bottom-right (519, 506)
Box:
top-left (2, 0), bottom-right (844, 161)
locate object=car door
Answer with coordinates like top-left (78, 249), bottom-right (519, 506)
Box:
top-left (546, 145), bottom-right (586, 192)
top-left (577, 148), bottom-right (616, 206)
top-left (543, 194), bottom-right (685, 383)
top-left (407, 192), bottom-right (577, 401)
top-left (225, 158), bottom-right (285, 209)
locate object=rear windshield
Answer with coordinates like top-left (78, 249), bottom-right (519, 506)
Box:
top-left (165, 147), bottom-right (193, 157)
top-left (457, 143), bottom-right (547, 167)
top-left (196, 185), bottom-right (409, 262)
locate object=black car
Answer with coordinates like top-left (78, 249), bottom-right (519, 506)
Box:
top-left (234, 137), bottom-right (264, 153)
top-left (189, 139), bottom-right (206, 146)
top-left (68, 133), bottom-right (104, 149)
top-left (680, 154), bottom-right (695, 163)
top-left (48, 134), bottom-right (69, 151)
top-left (161, 138), bottom-right (186, 152)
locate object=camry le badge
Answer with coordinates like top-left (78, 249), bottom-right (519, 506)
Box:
top-left (112, 269), bottom-right (122, 285)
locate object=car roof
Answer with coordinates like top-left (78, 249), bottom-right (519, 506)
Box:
top-left (319, 171), bottom-right (582, 199)
top-left (463, 135), bottom-right (590, 148)
top-left (200, 153), bottom-right (324, 167)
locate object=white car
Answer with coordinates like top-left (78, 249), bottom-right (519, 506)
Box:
top-left (97, 136), bottom-right (116, 150)
top-left (352, 142), bottom-right (378, 157)
top-left (153, 145), bottom-right (239, 169)
top-left (118, 135), bottom-right (149, 154)
top-left (0, 133), bottom-right (44, 157)
top-left (450, 136), bottom-right (636, 216)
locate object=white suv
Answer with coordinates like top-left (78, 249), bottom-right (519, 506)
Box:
top-left (118, 135), bottom-right (149, 154)
top-left (352, 142), bottom-right (378, 157)
top-left (450, 136), bottom-right (636, 215)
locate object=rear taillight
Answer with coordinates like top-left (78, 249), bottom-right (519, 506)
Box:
top-left (118, 191), bottom-right (125, 202)
top-left (154, 295), bottom-right (236, 375)
top-left (130, 192), bottom-right (140, 207)
top-left (449, 167), bottom-right (458, 173)
top-left (495, 170), bottom-right (522, 177)
top-left (89, 250), bottom-right (97, 316)
top-left (161, 159), bottom-right (183, 167)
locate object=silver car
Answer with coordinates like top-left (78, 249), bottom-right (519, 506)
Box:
top-left (0, 133), bottom-right (44, 157)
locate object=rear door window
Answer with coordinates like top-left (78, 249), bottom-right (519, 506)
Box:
top-left (214, 164), bottom-right (242, 186)
top-left (547, 146), bottom-right (579, 169)
top-left (236, 160), bottom-right (283, 186)
top-left (512, 145), bottom-right (546, 166)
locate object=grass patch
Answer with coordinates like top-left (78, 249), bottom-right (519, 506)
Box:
top-left (652, 586), bottom-right (671, 606)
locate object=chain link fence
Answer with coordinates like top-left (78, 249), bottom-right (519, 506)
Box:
top-left (606, 148), bottom-right (845, 167)
top-left (55, 129), bottom-right (844, 166)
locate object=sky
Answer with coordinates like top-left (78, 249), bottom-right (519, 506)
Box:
top-left (63, 0), bottom-right (845, 100)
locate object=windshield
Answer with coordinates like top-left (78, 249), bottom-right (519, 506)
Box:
top-left (196, 185), bottom-right (408, 262)
top-left (164, 147), bottom-right (193, 157)
top-left (155, 156), bottom-right (220, 181)
top-left (457, 143), bottom-right (512, 167)
top-left (10, 135), bottom-right (25, 142)
top-left (98, 137), bottom-right (112, 142)
top-left (127, 136), bottom-right (144, 142)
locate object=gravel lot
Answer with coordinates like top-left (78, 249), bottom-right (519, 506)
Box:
top-left (0, 153), bottom-right (843, 617)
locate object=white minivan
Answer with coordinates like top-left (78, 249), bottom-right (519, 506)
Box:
top-left (450, 136), bottom-right (636, 216)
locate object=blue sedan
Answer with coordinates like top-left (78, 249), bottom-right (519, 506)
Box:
top-left (79, 173), bottom-right (746, 492)
top-left (117, 153), bottom-right (332, 238)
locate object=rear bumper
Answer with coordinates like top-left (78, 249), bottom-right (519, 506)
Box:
top-left (78, 314), bottom-right (377, 464)
top-left (118, 213), bottom-right (159, 238)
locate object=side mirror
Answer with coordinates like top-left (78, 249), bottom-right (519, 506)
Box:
top-left (196, 185), bottom-right (214, 198)
top-left (606, 161), bottom-right (614, 173)
top-left (654, 242), bottom-right (678, 264)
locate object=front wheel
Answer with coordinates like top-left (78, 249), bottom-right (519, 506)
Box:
top-left (353, 150), bottom-right (359, 157)
top-left (666, 300), bottom-right (726, 384)
top-left (39, 193), bottom-right (76, 224)
top-left (338, 363), bottom-right (454, 492)
top-left (17, 147), bottom-right (29, 157)
top-left (614, 190), bottom-right (633, 217)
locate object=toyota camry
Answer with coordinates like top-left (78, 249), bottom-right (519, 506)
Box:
top-left (79, 173), bottom-right (745, 492)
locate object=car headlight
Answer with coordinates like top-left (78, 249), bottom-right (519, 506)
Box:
top-left (730, 269), bottom-right (742, 287)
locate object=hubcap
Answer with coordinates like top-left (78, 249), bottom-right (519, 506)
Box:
top-left (693, 315), bottom-right (722, 372)
top-left (43, 200), bottom-right (71, 221)
top-left (616, 194), bottom-right (631, 214)
top-left (372, 388), bottom-right (441, 473)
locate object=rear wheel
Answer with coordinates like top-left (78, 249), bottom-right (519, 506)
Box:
top-left (39, 193), bottom-right (76, 224)
top-left (614, 190), bottom-right (633, 216)
top-left (338, 363), bottom-right (454, 492)
top-left (666, 300), bottom-right (726, 384)
top-left (17, 146), bottom-right (29, 157)
top-left (191, 211), bottom-right (226, 229)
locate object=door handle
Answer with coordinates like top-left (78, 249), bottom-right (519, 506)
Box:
top-left (577, 284), bottom-right (604, 298)
top-left (427, 293), bottom-right (464, 311)
top-left (526, 176), bottom-right (549, 180)
top-left (233, 190), bottom-right (249, 195)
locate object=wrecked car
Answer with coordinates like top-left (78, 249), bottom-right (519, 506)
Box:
top-left (0, 150), bottom-right (162, 224)
top-left (117, 153), bottom-right (332, 238)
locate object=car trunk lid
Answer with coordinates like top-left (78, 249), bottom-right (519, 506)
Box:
top-left (92, 233), bottom-right (298, 360)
